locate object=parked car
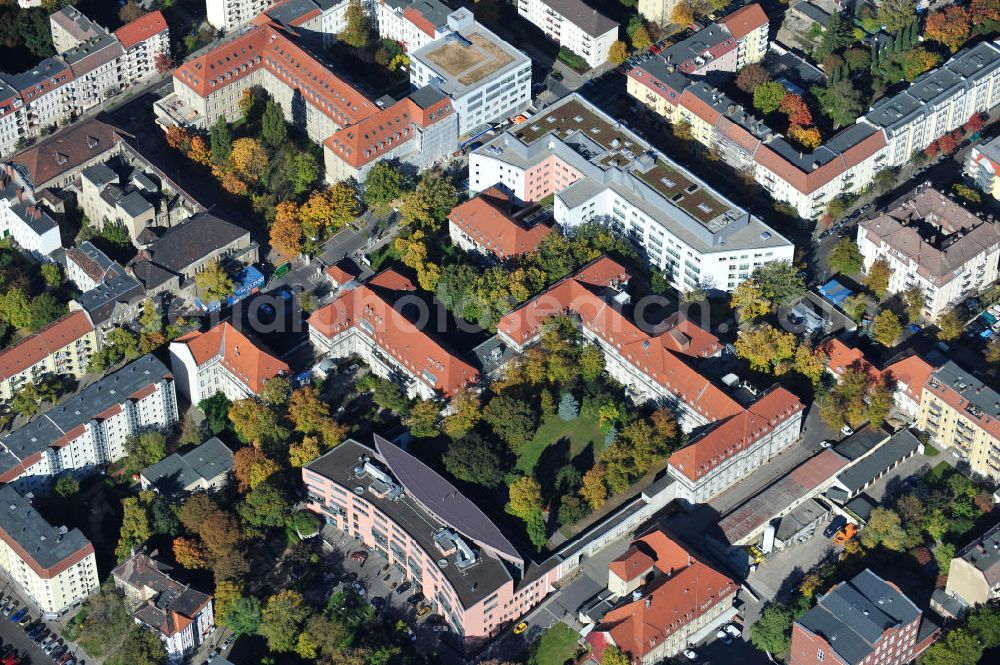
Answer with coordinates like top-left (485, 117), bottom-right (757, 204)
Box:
top-left (17, 614), bottom-right (31, 628)
top-left (371, 597), bottom-right (385, 611)
top-left (513, 622), bottom-right (528, 635)
top-left (339, 572), bottom-right (358, 584)
top-left (716, 629), bottom-right (733, 644)
top-left (9, 609), bottom-right (25, 624)
top-left (350, 551), bottom-right (368, 565)
top-left (396, 582), bottom-right (411, 596)
top-left (683, 649), bottom-right (698, 660)
top-left (416, 605), bottom-right (430, 619)
top-left (405, 594), bottom-right (422, 606)
top-left (432, 624), bottom-right (448, 633)
top-left (834, 523), bottom-right (859, 545)
top-left (351, 582), bottom-right (366, 597)
top-left (841, 425), bottom-right (855, 437)
top-left (724, 624), bottom-right (742, 638)
top-left (824, 515), bottom-right (848, 538)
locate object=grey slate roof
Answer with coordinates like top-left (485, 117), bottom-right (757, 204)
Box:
top-left (113, 553), bottom-right (212, 636)
top-left (931, 361), bottom-right (1000, 420)
top-left (4, 58), bottom-right (71, 92)
top-left (81, 163), bottom-right (118, 188)
top-left (0, 355), bottom-right (170, 476)
top-left (954, 520), bottom-right (1000, 587)
top-left (836, 429), bottom-right (920, 494)
top-left (141, 437), bottom-right (234, 494)
top-left (844, 494), bottom-right (878, 522)
top-left (0, 484), bottom-right (92, 571)
top-left (306, 437), bottom-right (516, 609)
top-left (833, 426), bottom-right (890, 461)
top-left (140, 212), bottom-right (248, 273)
top-left (536, 0), bottom-right (616, 37)
top-left (797, 569), bottom-right (921, 665)
top-left (117, 191), bottom-right (152, 218)
top-left (74, 270), bottom-right (144, 326)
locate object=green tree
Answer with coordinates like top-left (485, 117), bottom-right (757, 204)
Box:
top-left (106, 625), bottom-right (167, 665)
top-left (817, 11), bottom-right (853, 59)
top-left (507, 476), bottom-right (543, 519)
top-left (967, 604), bottom-right (1000, 649)
top-left (209, 117), bottom-right (232, 164)
top-left (752, 261), bottom-right (806, 305)
top-left (877, 0), bottom-right (915, 34)
top-left (814, 79), bottom-right (864, 128)
top-left (29, 293), bottom-right (66, 331)
top-left (933, 542), bottom-right (956, 575)
top-left (558, 392), bottom-right (579, 420)
top-left (54, 475), bottom-right (80, 497)
top-left (41, 262), bottom-right (62, 288)
top-left (829, 238), bottom-right (864, 274)
top-left (125, 431), bottom-right (167, 469)
top-left (923, 628), bottom-right (983, 665)
top-left (903, 287), bottom-right (925, 322)
top-left (861, 507), bottom-right (907, 550)
top-left (224, 595), bottom-right (263, 635)
top-left (404, 399), bottom-right (439, 438)
top-left (199, 392), bottom-right (232, 434)
top-left (0, 287), bottom-right (31, 329)
top-left (484, 396), bottom-right (536, 449)
top-left (753, 81), bottom-right (788, 114)
top-left (871, 309), bottom-right (902, 347)
top-left (731, 278), bottom-right (771, 322)
top-left (291, 153), bottom-right (319, 194)
top-left (751, 603), bottom-right (793, 654)
top-left (415, 170), bottom-right (458, 224)
top-left (238, 482), bottom-right (292, 531)
top-left (363, 161), bottom-right (406, 209)
top-left (442, 433), bottom-right (509, 487)
top-left (259, 590), bottom-right (310, 653)
top-left (116, 495), bottom-right (152, 560)
top-left (261, 100), bottom-right (287, 147)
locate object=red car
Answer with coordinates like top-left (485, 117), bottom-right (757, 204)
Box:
top-left (351, 551), bottom-right (368, 564)
top-left (2, 653), bottom-right (21, 665)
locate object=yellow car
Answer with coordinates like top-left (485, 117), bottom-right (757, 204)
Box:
top-left (416, 606), bottom-right (430, 619)
top-left (513, 622), bottom-right (528, 635)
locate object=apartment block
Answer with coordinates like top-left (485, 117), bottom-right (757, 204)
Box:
top-left (0, 311), bottom-right (98, 401)
top-left (470, 94), bottom-right (794, 293)
top-left (917, 361), bottom-right (1000, 481)
top-left (857, 186), bottom-right (1000, 319)
top-left (304, 435), bottom-right (563, 643)
top-left (308, 268), bottom-right (479, 399)
top-left (629, 9), bottom-right (1000, 219)
top-left (790, 569), bottom-right (935, 665)
top-left (964, 135), bottom-right (1000, 200)
top-left (0, 8), bottom-right (168, 157)
top-left (516, 0), bottom-right (618, 69)
top-left (588, 531), bottom-right (737, 663)
top-left (377, 0), bottom-right (454, 51)
top-left (0, 354), bottom-right (178, 492)
top-left (0, 162), bottom-right (61, 258)
top-left (0, 484), bottom-right (99, 615)
top-left (409, 9), bottom-right (531, 134)
top-left (113, 553), bottom-right (215, 662)
top-left (207, 0), bottom-right (271, 32)
top-left (169, 321), bottom-right (290, 404)
top-left (637, 0), bottom-right (680, 27)
top-left (79, 162), bottom-right (156, 241)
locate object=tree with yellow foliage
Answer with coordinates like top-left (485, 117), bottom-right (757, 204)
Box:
top-left (232, 447), bottom-right (281, 493)
top-left (187, 135), bottom-right (211, 165)
top-left (194, 259), bottom-right (234, 303)
top-left (608, 40), bottom-right (628, 65)
top-left (507, 476), bottom-right (543, 519)
top-left (269, 201), bottom-right (302, 260)
top-left (580, 465), bottom-right (608, 510)
top-left (735, 324), bottom-right (797, 373)
top-left (672, 0), bottom-right (695, 26)
top-left (230, 137), bottom-right (269, 182)
top-left (173, 536), bottom-right (207, 569)
top-left (289, 436), bottom-right (322, 467)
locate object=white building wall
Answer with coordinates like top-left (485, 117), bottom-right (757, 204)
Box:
top-left (206, 0), bottom-right (270, 32)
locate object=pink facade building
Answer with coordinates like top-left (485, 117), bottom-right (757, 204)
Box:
top-left (303, 435), bottom-right (562, 645)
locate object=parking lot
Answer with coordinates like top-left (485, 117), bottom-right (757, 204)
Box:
top-left (0, 585), bottom-right (79, 665)
top-left (318, 526), bottom-right (464, 662)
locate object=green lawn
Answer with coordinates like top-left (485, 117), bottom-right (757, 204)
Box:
top-left (531, 622), bottom-right (583, 665)
top-left (517, 412), bottom-right (604, 474)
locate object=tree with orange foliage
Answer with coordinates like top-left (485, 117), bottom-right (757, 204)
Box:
top-left (269, 201), bottom-right (302, 260)
top-left (230, 137), bottom-right (268, 182)
top-left (580, 464), bottom-right (608, 510)
top-left (166, 125), bottom-right (191, 151)
top-left (221, 171), bottom-right (248, 195)
top-left (937, 133), bottom-right (959, 155)
top-left (299, 183), bottom-right (358, 235)
top-left (779, 93), bottom-right (812, 126)
top-left (187, 135), bottom-right (211, 166)
top-left (965, 113), bottom-right (987, 133)
top-left (924, 6), bottom-right (971, 53)
top-left (233, 447), bottom-right (280, 493)
top-left (154, 52), bottom-right (175, 75)
top-left (788, 124), bottom-right (822, 149)
top-left (173, 536), bottom-right (207, 569)
top-left (971, 0), bottom-right (1000, 24)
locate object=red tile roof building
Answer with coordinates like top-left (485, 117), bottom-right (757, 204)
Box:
top-left (163, 20), bottom-right (458, 181)
top-left (447, 187), bottom-right (553, 259)
top-left (607, 531), bottom-right (692, 597)
top-left (819, 337), bottom-right (934, 419)
top-left (169, 322), bottom-right (290, 405)
top-left (587, 531), bottom-right (738, 663)
top-left (0, 311), bottom-right (98, 401)
top-left (308, 268), bottom-right (479, 398)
